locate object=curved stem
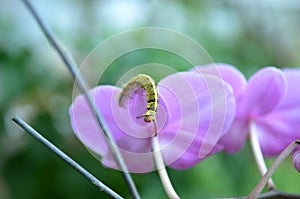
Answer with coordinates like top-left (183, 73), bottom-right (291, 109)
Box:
top-left (248, 140), bottom-right (300, 199)
top-left (152, 135), bottom-right (180, 199)
top-left (249, 122), bottom-right (276, 190)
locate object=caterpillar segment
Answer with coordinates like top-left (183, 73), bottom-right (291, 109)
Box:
top-left (119, 74), bottom-right (158, 123)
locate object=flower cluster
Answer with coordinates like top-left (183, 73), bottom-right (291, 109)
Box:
top-left (69, 64), bottom-right (300, 173)
top-left (193, 64), bottom-right (300, 172)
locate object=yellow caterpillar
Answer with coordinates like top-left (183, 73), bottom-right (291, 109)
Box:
top-left (119, 74), bottom-right (158, 123)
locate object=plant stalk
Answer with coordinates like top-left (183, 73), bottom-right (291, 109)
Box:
top-left (152, 135), bottom-right (180, 199)
top-left (249, 122), bottom-right (276, 190)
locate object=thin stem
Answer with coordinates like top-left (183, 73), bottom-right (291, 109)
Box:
top-left (20, 0), bottom-right (140, 198)
top-left (257, 189), bottom-right (300, 199)
top-left (152, 134), bottom-right (180, 199)
top-left (12, 116), bottom-right (123, 199)
top-left (249, 122), bottom-right (276, 190)
top-left (248, 140), bottom-right (300, 199)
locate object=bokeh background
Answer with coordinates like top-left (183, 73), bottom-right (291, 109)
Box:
top-left (1, 0), bottom-right (300, 198)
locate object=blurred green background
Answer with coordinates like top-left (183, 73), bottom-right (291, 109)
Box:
top-left (1, 0), bottom-right (300, 198)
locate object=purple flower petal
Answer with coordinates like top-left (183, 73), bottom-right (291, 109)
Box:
top-left (191, 63), bottom-right (247, 99)
top-left (215, 67), bottom-right (287, 154)
top-left (237, 67), bottom-right (287, 119)
top-left (69, 86), bottom-right (114, 157)
top-left (70, 86), bottom-right (159, 172)
top-left (218, 118), bottom-right (249, 153)
top-left (191, 63), bottom-right (248, 153)
top-left (161, 129), bottom-right (224, 169)
top-left (254, 69), bottom-right (300, 157)
top-left (157, 72), bottom-right (236, 168)
top-left (255, 119), bottom-right (292, 157)
top-left (277, 69), bottom-right (300, 110)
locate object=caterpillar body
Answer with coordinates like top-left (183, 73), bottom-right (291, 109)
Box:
top-left (119, 74), bottom-right (158, 123)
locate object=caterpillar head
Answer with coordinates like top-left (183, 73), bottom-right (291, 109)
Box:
top-left (137, 110), bottom-right (156, 123)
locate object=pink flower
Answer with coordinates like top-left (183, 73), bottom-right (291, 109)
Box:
top-left (69, 72), bottom-right (236, 173)
top-left (193, 64), bottom-right (300, 172)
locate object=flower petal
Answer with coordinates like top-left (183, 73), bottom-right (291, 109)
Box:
top-left (161, 130), bottom-right (224, 169)
top-left (255, 69), bottom-right (300, 156)
top-left (69, 86), bottom-right (114, 157)
top-left (238, 67), bottom-right (287, 119)
top-left (70, 86), bottom-right (160, 173)
top-left (218, 118), bottom-right (249, 153)
top-left (191, 63), bottom-right (248, 153)
top-left (191, 63), bottom-right (247, 99)
top-left (277, 69), bottom-right (300, 110)
top-left (157, 72), bottom-right (236, 168)
top-left (255, 119), bottom-right (292, 157)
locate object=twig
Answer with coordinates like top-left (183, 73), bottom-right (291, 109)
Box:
top-left (20, 0), bottom-right (141, 198)
top-left (152, 135), bottom-right (180, 199)
top-left (12, 116), bottom-right (123, 199)
top-left (247, 140), bottom-right (300, 199)
top-left (249, 122), bottom-right (276, 190)
top-left (257, 189), bottom-right (300, 199)
top-left (20, 0), bottom-right (140, 198)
